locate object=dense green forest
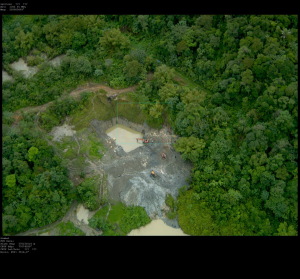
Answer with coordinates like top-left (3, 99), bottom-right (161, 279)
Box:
top-left (2, 15), bottom-right (298, 235)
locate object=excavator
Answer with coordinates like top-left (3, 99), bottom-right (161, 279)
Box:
top-left (136, 138), bottom-right (149, 143)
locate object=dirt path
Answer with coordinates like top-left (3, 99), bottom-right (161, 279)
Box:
top-left (16, 197), bottom-right (104, 236)
top-left (15, 201), bottom-right (78, 236)
top-left (12, 83), bottom-right (138, 121)
top-left (14, 156), bottom-right (109, 236)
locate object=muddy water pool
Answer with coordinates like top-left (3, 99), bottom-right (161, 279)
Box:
top-left (106, 124), bottom-right (144, 152)
top-left (76, 204), bottom-right (90, 224)
top-left (127, 219), bottom-right (188, 236)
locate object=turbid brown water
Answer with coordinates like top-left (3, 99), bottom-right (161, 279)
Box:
top-left (76, 204), bottom-right (90, 225)
top-left (127, 219), bottom-right (188, 236)
top-left (106, 124), bottom-right (144, 152)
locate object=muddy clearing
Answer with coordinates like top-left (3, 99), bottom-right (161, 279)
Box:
top-left (13, 81), bottom-right (192, 236)
top-left (91, 118), bottom-right (192, 220)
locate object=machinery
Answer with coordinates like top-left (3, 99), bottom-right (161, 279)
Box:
top-left (136, 138), bottom-right (149, 143)
top-left (151, 170), bottom-right (156, 177)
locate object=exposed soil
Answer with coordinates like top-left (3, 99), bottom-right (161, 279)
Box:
top-left (13, 80), bottom-right (192, 236)
top-left (90, 118), bottom-right (192, 219)
top-left (50, 124), bottom-right (77, 142)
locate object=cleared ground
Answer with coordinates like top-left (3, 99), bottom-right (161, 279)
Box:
top-left (14, 81), bottom-right (192, 235)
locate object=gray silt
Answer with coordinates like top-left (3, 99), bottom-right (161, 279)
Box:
top-left (90, 118), bottom-right (193, 219)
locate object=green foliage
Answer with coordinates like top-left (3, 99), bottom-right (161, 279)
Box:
top-left (208, 131), bottom-right (232, 161)
top-left (107, 202), bottom-right (125, 223)
top-left (40, 95), bottom-right (91, 132)
top-left (99, 28), bottom-right (130, 55)
top-left (88, 136), bottom-right (105, 159)
top-left (2, 123), bottom-right (73, 235)
top-left (76, 175), bottom-right (100, 211)
top-left (158, 83), bottom-right (178, 102)
top-left (149, 101), bottom-right (164, 119)
top-left (72, 32), bottom-right (87, 50)
top-left (88, 216), bottom-right (111, 232)
top-left (153, 64), bottom-right (176, 88)
top-left (94, 205), bottom-right (109, 219)
top-left (28, 146), bottom-right (39, 162)
top-left (57, 221), bottom-right (85, 236)
top-left (165, 193), bottom-right (177, 219)
top-left (124, 60), bottom-right (140, 78)
top-left (88, 202), bottom-right (149, 236)
top-left (70, 56), bottom-right (92, 75)
top-left (174, 136), bottom-right (206, 164)
top-left (211, 93), bottom-right (223, 105)
top-left (2, 111), bottom-right (14, 125)
top-left (116, 101), bottom-right (146, 124)
top-left (2, 15), bottom-right (298, 236)
top-left (6, 174), bottom-right (16, 188)
top-left (80, 171), bottom-right (85, 179)
top-left (177, 189), bottom-right (218, 235)
top-left (274, 222), bottom-right (297, 236)
top-left (119, 205), bottom-right (151, 234)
